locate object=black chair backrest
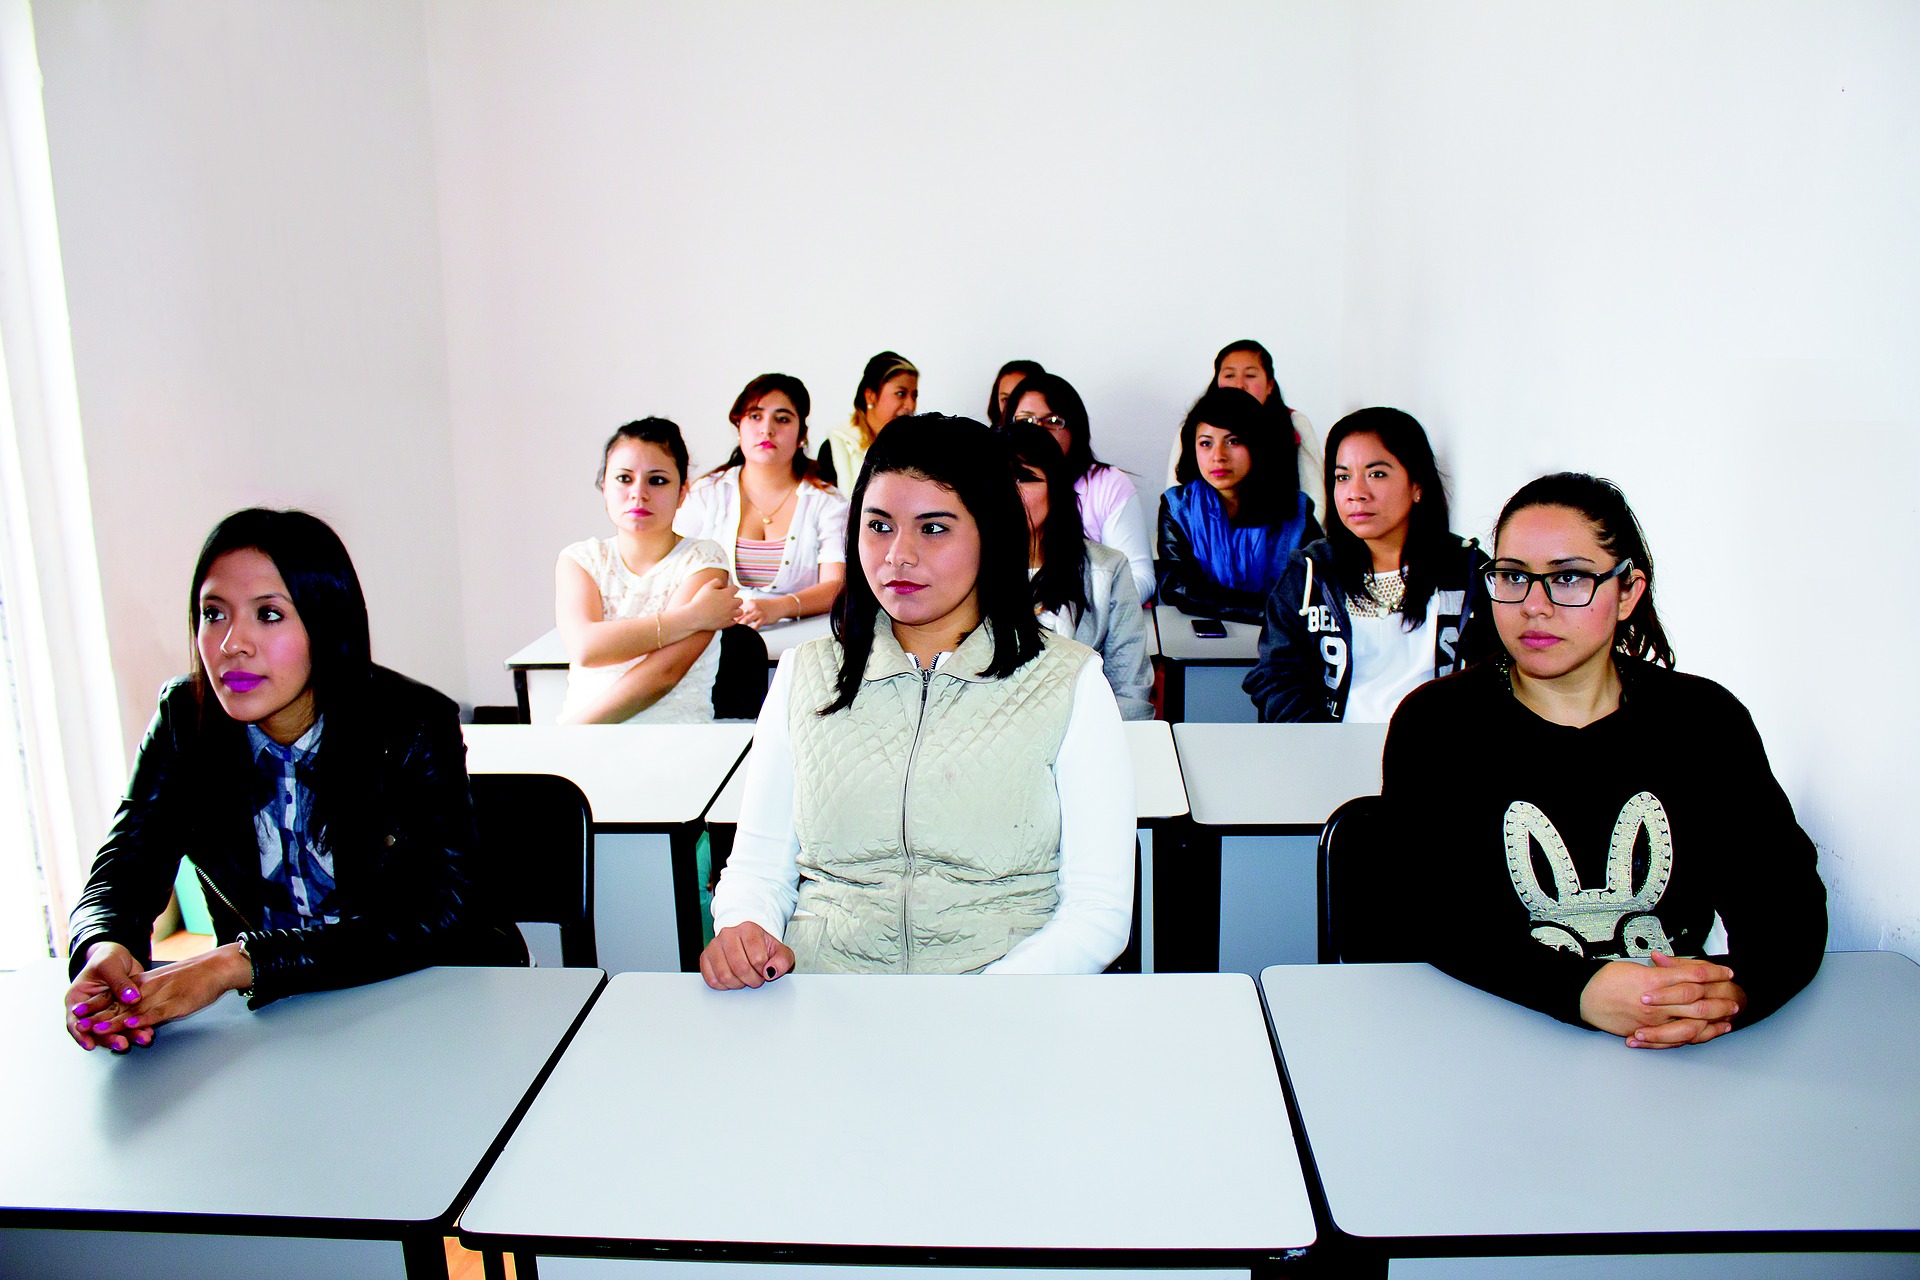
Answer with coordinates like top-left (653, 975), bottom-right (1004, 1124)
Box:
top-left (713, 623), bottom-right (771, 720)
top-left (1317, 794), bottom-right (1391, 964)
top-left (1103, 838), bottom-right (1148, 974)
top-left (470, 772), bottom-right (596, 968)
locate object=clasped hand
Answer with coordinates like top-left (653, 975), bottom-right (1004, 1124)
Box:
top-left (1579, 952), bottom-right (1746, 1049)
top-left (64, 940), bottom-right (252, 1051)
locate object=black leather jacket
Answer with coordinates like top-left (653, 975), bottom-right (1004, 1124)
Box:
top-left (68, 666), bottom-right (526, 1006)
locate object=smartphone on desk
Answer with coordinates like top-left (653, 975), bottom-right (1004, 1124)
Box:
top-left (1190, 617), bottom-right (1227, 639)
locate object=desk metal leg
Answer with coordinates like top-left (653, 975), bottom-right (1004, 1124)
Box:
top-left (1150, 820), bottom-right (1221, 972)
top-left (401, 1233), bottom-right (449, 1280)
top-left (511, 670), bottom-right (531, 724)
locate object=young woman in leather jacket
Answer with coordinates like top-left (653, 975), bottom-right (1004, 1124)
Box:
top-left (64, 509), bottom-right (524, 1051)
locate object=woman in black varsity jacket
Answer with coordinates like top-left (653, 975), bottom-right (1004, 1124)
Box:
top-left (1243, 408), bottom-right (1493, 722)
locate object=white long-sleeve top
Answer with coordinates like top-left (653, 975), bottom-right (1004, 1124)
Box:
top-left (711, 647), bottom-right (1137, 974)
top-left (1073, 465), bottom-right (1156, 605)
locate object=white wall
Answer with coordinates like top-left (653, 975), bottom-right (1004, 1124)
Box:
top-left (32, 0), bottom-right (467, 745)
top-left (422, 0), bottom-right (1354, 705)
top-left (28, 1), bottom-right (1918, 956)
top-left (1339, 1), bottom-right (1920, 955)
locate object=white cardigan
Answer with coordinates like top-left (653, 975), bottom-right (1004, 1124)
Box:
top-left (674, 467), bottom-right (849, 597)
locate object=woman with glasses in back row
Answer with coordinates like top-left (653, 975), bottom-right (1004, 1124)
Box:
top-left (1371, 473), bottom-right (1827, 1047)
top-left (1004, 371), bottom-right (1155, 604)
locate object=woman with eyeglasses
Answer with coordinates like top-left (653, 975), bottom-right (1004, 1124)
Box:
top-left (1157, 386), bottom-right (1320, 623)
top-left (1244, 408), bottom-right (1491, 721)
top-left (1004, 371), bottom-right (1155, 603)
top-left (1002, 420), bottom-right (1153, 720)
top-left (1372, 472), bottom-right (1827, 1047)
top-left (1167, 340), bottom-right (1324, 518)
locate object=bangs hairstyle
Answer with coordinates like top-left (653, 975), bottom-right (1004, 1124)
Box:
top-left (987, 358), bottom-right (1045, 425)
top-left (1211, 338), bottom-right (1295, 417)
top-left (822, 414), bottom-right (1043, 715)
top-left (597, 417), bottom-right (690, 488)
top-left (1175, 386), bottom-right (1301, 523)
top-left (1002, 371), bottom-right (1109, 483)
top-left (851, 350), bottom-right (918, 429)
top-left (998, 420), bottom-right (1090, 621)
top-left (189, 508), bottom-right (372, 723)
top-left (1323, 407), bottom-right (1454, 629)
top-left (1494, 472), bottom-right (1675, 668)
top-left (711, 373), bottom-right (822, 483)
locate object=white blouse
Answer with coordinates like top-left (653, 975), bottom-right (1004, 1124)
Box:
top-left (558, 535), bottom-right (730, 723)
top-left (711, 648), bottom-right (1136, 974)
top-left (675, 467), bottom-right (849, 599)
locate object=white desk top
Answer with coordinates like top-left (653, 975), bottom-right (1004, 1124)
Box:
top-left (0, 961), bottom-right (600, 1227)
top-left (463, 972), bottom-right (1314, 1256)
top-left (706, 719), bottom-right (1189, 825)
top-left (463, 723), bottom-right (751, 827)
top-left (1154, 604), bottom-right (1262, 661)
top-left (1173, 721), bottom-right (1386, 827)
top-left (1261, 953), bottom-right (1920, 1242)
top-left (508, 616), bottom-right (831, 670)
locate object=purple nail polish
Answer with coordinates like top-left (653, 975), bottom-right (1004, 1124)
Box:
top-left (70, 1002), bottom-right (89, 1016)
top-left (123, 1015), bottom-right (140, 1028)
top-left (122, 988), bottom-right (140, 1002)
top-left (92, 1020), bottom-right (112, 1033)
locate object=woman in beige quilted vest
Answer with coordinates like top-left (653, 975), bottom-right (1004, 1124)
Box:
top-left (702, 414), bottom-right (1136, 986)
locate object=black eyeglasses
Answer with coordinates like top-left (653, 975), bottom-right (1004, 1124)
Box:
top-left (1483, 558), bottom-right (1634, 607)
top-left (1013, 413), bottom-right (1069, 431)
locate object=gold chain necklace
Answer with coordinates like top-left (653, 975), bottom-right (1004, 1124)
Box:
top-left (741, 479), bottom-right (798, 528)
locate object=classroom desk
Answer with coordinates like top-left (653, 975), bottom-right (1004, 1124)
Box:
top-left (460, 971), bottom-right (1315, 1269)
top-left (463, 723), bottom-right (752, 972)
top-left (1259, 955), bottom-right (1920, 1277)
top-left (505, 615), bottom-right (831, 723)
top-left (706, 720), bottom-right (1191, 971)
top-left (0, 961), bottom-right (603, 1280)
top-left (1153, 604), bottom-right (1261, 722)
top-left (1167, 722), bottom-right (1386, 974)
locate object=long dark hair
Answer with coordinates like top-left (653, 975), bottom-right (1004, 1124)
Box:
top-left (999, 420), bottom-right (1090, 621)
top-left (1002, 371), bottom-right (1109, 484)
top-left (1211, 338), bottom-right (1296, 419)
top-left (987, 358), bottom-right (1045, 425)
top-left (1323, 407), bottom-right (1454, 629)
top-left (1174, 386), bottom-right (1301, 524)
top-left (1494, 472), bottom-right (1675, 668)
top-left (822, 414), bottom-right (1043, 714)
top-left (596, 417), bottom-right (689, 487)
top-left (188, 508), bottom-right (380, 850)
top-left (707, 373), bottom-right (823, 484)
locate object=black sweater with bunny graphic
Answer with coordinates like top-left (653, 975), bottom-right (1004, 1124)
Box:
top-left (1371, 658), bottom-right (1827, 1028)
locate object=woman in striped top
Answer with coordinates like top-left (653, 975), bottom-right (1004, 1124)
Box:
top-left (676, 373), bottom-right (849, 628)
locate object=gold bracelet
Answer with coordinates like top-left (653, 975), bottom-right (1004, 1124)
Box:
top-left (788, 593), bottom-right (803, 620)
top-left (655, 610), bottom-right (665, 650)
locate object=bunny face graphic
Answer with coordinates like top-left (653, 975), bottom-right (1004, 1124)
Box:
top-left (1503, 791), bottom-right (1677, 960)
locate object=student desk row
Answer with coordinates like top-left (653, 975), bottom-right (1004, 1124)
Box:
top-left (13, 955), bottom-right (1912, 1277)
top-left (463, 721), bottom-right (1375, 977)
top-left (1152, 603), bottom-right (1261, 723)
top-left (506, 614), bottom-right (1164, 725)
top-left (505, 615), bottom-right (835, 724)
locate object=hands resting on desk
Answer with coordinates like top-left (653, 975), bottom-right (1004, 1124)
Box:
top-left (1580, 952), bottom-right (1747, 1049)
top-left (700, 922), bottom-right (795, 991)
top-left (64, 940), bottom-right (253, 1052)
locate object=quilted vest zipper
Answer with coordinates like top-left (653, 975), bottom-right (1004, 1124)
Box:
top-left (898, 663), bottom-right (935, 970)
